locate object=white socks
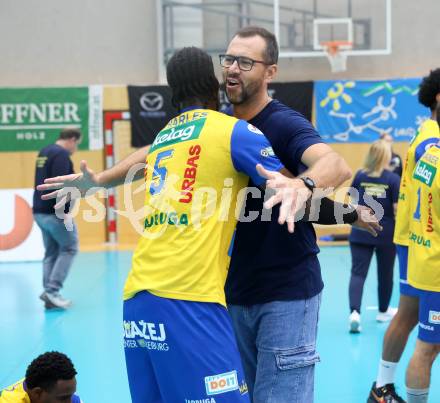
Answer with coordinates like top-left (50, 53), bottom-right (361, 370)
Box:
top-left (376, 359), bottom-right (398, 387)
top-left (407, 387), bottom-right (429, 403)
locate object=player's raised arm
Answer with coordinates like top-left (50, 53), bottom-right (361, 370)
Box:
top-left (37, 145), bottom-right (150, 207)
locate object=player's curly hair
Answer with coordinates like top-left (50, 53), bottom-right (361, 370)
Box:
top-left (166, 47), bottom-right (219, 110)
top-left (25, 351), bottom-right (77, 391)
top-left (418, 68), bottom-right (440, 110)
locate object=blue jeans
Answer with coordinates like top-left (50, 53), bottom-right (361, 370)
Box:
top-left (228, 294), bottom-right (321, 403)
top-left (34, 213), bottom-right (78, 293)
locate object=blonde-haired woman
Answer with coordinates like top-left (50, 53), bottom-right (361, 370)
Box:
top-left (348, 140), bottom-right (401, 333)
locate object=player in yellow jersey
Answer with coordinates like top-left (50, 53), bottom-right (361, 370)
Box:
top-left (403, 141), bottom-right (440, 402)
top-left (369, 69), bottom-right (440, 402)
top-left (0, 352), bottom-right (82, 403)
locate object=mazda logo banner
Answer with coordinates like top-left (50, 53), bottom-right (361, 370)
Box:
top-left (128, 85), bottom-right (177, 147)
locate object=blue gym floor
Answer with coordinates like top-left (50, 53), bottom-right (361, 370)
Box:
top-left (1, 246), bottom-right (439, 402)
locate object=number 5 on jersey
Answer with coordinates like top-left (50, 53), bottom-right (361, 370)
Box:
top-left (150, 149), bottom-right (174, 195)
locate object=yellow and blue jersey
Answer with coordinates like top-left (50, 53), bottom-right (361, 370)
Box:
top-left (0, 379), bottom-right (82, 402)
top-left (408, 144), bottom-right (440, 291)
top-left (394, 119), bottom-right (439, 246)
top-left (123, 108), bottom-right (282, 306)
top-left (0, 380), bottom-right (31, 403)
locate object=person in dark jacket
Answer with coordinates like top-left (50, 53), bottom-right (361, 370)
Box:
top-left (33, 129), bottom-right (81, 309)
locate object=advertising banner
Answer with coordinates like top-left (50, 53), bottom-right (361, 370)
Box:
top-left (315, 78), bottom-right (430, 143)
top-left (0, 86), bottom-right (103, 151)
top-left (0, 189), bottom-right (44, 262)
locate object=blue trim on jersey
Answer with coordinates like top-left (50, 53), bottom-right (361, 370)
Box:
top-left (228, 230), bottom-right (236, 257)
top-left (230, 119), bottom-right (283, 185)
top-left (415, 137), bottom-right (439, 162)
top-left (123, 291), bottom-right (250, 403)
top-left (71, 395), bottom-right (82, 403)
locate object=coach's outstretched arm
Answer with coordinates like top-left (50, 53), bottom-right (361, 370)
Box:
top-left (96, 145), bottom-right (150, 188)
top-left (37, 145), bottom-right (150, 204)
top-left (300, 143), bottom-right (352, 189)
top-left (256, 145), bottom-right (351, 232)
top-left (257, 151), bottom-right (351, 233)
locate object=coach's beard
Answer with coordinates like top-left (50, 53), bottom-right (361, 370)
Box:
top-left (227, 83), bottom-right (261, 106)
top-left (226, 78), bottom-right (265, 107)
top-left (225, 82), bottom-right (246, 105)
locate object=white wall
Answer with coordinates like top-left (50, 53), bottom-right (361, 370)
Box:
top-left (0, 0), bottom-right (439, 87)
top-left (0, 0), bottom-right (159, 86)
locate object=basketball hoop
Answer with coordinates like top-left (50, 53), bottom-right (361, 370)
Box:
top-left (321, 41), bottom-right (352, 73)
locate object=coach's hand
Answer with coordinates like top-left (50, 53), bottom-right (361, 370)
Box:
top-left (37, 160), bottom-right (100, 209)
top-left (256, 164), bottom-right (312, 233)
top-left (352, 205), bottom-right (383, 237)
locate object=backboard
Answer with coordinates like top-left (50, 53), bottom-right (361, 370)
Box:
top-left (273, 0), bottom-right (392, 58)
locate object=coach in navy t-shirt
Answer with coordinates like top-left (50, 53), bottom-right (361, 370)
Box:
top-left (221, 27), bottom-right (352, 403)
top-left (226, 100), bottom-right (323, 304)
top-left (33, 129), bottom-right (81, 310)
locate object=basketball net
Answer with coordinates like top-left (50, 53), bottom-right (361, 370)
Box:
top-left (322, 41), bottom-right (352, 73)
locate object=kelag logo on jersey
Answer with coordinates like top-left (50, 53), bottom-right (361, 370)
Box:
top-left (413, 160), bottom-right (437, 186)
top-left (150, 118), bottom-right (206, 152)
top-left (205, 371), bottom-right (238, 396)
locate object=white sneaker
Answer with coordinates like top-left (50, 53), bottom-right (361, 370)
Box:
top-left (376, 307), bottom-right (397, 322)
top-left (44, 292), bottom-right (72, 309)
top-left (349, 310), bottom-right (361, 333)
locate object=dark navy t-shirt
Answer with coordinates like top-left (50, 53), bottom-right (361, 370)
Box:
top-left (33, 144), bottom-right (74, 214)
top-left (225, 100), bottom-right (324, 305)
top-left (349, 169), bottom-right (400, 245)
